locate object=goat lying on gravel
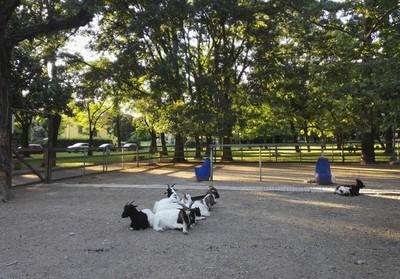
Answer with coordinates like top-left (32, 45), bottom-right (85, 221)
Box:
top-left (190, 193), bottom-right (215, 217)
top-left (335, 179), bottom-right (365, 196)
top-left (153, 191), bottom-right (180, 213)
top-left (121, 202), bottom-right (150, 230)
top-left (191, 185), bottom-right (220, 201)
top-left (147, 208), bottom-right (191, 234)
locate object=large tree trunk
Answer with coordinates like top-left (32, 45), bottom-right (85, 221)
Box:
top-left (385, 126), bottom-right (394, 154)
top-left (361, 132), bottom-right (375, 164)
top-left (160, 132), bottom-right (168, 155)
top-left (149, 129), bottom-right (157, 154)
top-left (173, 133), bottom-right (186, 162)
top-left (222, 136), bottom-right (233, 161)
top-left (50, 113), bottom-right (61, 166)
top-left (0, 44), bottom-right (13, 200)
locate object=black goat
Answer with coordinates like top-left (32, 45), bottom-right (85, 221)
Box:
top-left (121, 202), bottom-right (150, 230)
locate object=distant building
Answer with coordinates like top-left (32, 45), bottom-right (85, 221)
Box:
top-left (59, 116), bottom-right (115, 141)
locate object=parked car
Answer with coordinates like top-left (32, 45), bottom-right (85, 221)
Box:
top-left (184, 140), bottom-right (196, 148)
top-left (98, 143), bottom-right (116, 151)
top-left (66, 142), bottom-right (89, 152)
top-left (122, 142), bottom-right (137, 151)
top-left (17, 143), bottom-right (43, 154)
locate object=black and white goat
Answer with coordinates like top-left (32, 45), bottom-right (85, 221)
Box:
top-left (191, 185), bottom-right (220, 202)
top-left (190, 193), bottom-right (215, 217)
top-left (164, 184), bottom-right (177, 198)
top-left (165, 184), bottom-right (219, 201)
top-left (162, 184), bottom-right (218, 219)
top-left (121, 202), bottom-right (150, 230)
top-left (334, 179), bottom-right (365, 196)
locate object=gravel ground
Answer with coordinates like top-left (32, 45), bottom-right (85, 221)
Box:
top-left (1, 184), bottom-right (400, 279)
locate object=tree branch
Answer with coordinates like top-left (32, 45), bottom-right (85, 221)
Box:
top-left (366, 3), bottom-right (400, 40)
top-left (0, 0), bottom-right (19, 30)
top-left (7, 2), bottom-right (96, 45)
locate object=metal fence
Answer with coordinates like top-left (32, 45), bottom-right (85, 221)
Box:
top-left (11, 142), bottom-right (399, 186)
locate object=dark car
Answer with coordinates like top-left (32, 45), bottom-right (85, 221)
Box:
top-left (17, 143), bottom-right (43, 154)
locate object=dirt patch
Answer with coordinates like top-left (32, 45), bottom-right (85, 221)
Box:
top-left (1, 185), bottom-right (399, 279)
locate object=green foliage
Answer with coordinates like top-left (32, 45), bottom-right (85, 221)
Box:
top-left (9, 0), bottom-right (400, 154)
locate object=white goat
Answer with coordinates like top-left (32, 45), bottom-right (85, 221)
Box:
top-left (146, 208), bottom-right (190, 234)
top-left (153, 193), bottom-right (192, 213)
top-left (153, 192), bottom-right (180, 213)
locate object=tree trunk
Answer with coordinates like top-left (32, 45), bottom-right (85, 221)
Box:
top-left (51, 114), bottom-right (61, 166)
top-left (173, 133), bottom-right (186, 162)
top-left (149, 129), bottom-right (157, 154)
top-left (385, 126), bottom-right (393, 154)
top-left (205, 135), bottom-right (212, 157)
top-left (88, 125), bottom-right (94, 156)
top-left (0, 44), bottom-right (12, 200)
top-left (336, 131), bottom-right (343, 150)
top-left (20, 120), bottom-right (31, 157)
top-left (160, 132), bottom-right (168, 155)
top-left (194, 135), bottom-right (202, 159)
top-left (361, 132), bottom-right (375, 164)
top-left (222, 136), bottom-right (233, 161)
top-left (115, 113), bottom-right (121, 148)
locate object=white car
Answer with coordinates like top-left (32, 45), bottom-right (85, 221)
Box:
top-left (67, 142), bottom-right (89, 152)
top-left (98, 143), bottom-right (116, 151)
top-left (122, 143), bottom-right (137, 150)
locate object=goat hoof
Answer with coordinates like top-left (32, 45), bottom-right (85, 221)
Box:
top-left (129, 227), bottom-right (134, 231)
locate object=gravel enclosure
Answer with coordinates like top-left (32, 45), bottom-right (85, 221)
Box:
top-left (1, 183), bottom-right (400, 279)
